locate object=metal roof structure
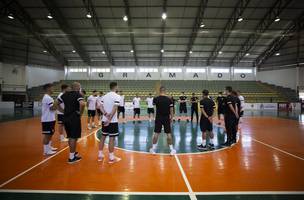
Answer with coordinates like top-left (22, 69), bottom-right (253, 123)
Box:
top-left (0, 0), bottom-right (303, 70)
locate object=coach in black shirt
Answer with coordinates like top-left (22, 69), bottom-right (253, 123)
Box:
top-left (223, 86), bottom-right (239, 146)
top-left (178, 92), bottom-right (188, 122)
top-left (149, 86), bottom-right (176, 155)
top-left (198, 90), bottom-right (216, 150)
top-left (190, 93), bottom-right (199, 123)
top-left (58, 82), bottom-right (85, 164)
top-left (216, 92), bottom-right (225, 124)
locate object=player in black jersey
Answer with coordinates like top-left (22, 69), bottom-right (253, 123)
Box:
top-left (216, 92), bottom-right (225, 125)
top-left (149, 86), bottom-right (176, 155)
top-left (190, 93), bottom-right (199, 123)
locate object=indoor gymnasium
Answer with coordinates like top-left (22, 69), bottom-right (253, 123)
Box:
top-left (0, 0), bottom-right (304, 200)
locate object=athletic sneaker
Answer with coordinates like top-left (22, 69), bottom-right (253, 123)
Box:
top-left (221, 141), bottom-right (231, 147)
top-left (197, 144), bottom-right (207, 150)
top-left (170, 149), bottom-right (177, 155)
top-left (92, 124), bottom-right (96, 128)
top-left (149, 148), bottom-right (156, 154)
top-left (50, 146), bottom-right (58, 151)
top-left (61, 138), bottom-right (68, 142)
top-left (68, 155), bottom-right (82, 164)
top-left (109, 156), bottom-right (121, 164)
top-left (98, 155), bottom-right (105, 162)
top-left (44, 150), bottom-right (56, 156)
top-left (208, 143), bottom-right (215, 149)
top-left (88, 126), bottom-right (92, 130)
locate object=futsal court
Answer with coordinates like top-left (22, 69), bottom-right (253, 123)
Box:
top-left (0, 0), bottom-right (304, 199)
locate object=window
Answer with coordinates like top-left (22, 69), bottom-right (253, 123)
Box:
top-left (186, 68), bottom-right (206, 73)
top-left (210, 68), bottom-right (229, 73)
top-left (163, 68), bottom-right (182, 73)
top-left (139, 68), bottom-right (158, 73)
top-left (69, 68), bottom-right (87, 73)
top-left (116, 68), bottom-right (135, 73)
top-left (91, 68), bottom-right (110, 73)
top-left (234, 68), bottom-right (253, 74)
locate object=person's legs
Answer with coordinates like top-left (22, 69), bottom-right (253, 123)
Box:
top-left (150, 132), bottom-right (160, 154)
top-left (194, 108), bottom-right (199, 123)
top-left (87, 112), bottom-right (92, 129)
top-left (191, 107), bottom-right (194, 122)
top-left (68, 138), bottom-right (78, 161)
top-left (98, 135), bottom-right (107, 160)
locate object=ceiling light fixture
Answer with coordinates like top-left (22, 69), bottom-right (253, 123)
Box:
top-left (102, 51), bottom-right (106, 54)
top-left (72, 50), bottom-right (76, 53)
top-left (47, 13), bottom-right (53, 19)
top-left (275, 52), bottom-right (280, 56)
top-left (123, 15), bottom-right (128, 21)
top-left (200, 23), bottom-right (205, 28)
top-left (8, 14), bottom-right (14, 19)
top-left (274, 16), bottom-right (280, 22)
top-left (86, 12), bottom-right (92, 18)
top-left (161, 12), bottom-right (167, 20)
top-left (189, 50), bottom-right (193, 54)
top-left (238, 16), bottom-right (243, 22)
top-left (43, 50), bottom-right (47, 53)
top-left (245, 53), bottom-right (250, 56)
top-left (130, 49), bottom-right (134, 53)
top-left (161, 49), bottom-right (164, 53)
top-left (218, 51), bottom-right (223, 54)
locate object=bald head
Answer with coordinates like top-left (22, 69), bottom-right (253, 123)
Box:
top-left (71, 82), bottom-right (81, 91)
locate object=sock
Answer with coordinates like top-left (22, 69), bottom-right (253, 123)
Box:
top-left (98, 150), bottom-right (104, 157)
top-left (60, 134), bottom-right (65, 140)
top-left (43, 144), bottom-right (49, 153)
top-left (169, 145), bottom-right (174, 150)
top-left (109, 152), bottom-right (115, 160)
top-left (152, 144), bottom-right (157, 150)
top-left (48, 141), bottom-right (52, 148)
top-left (209, 138), bottom-right (214, 145)
top-left (69, 152), bottom-right (75, 159)
top-left (202, 139), bottom-right (206, 146)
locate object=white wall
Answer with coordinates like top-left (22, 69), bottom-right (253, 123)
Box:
top-left (256, 68), bottom-right (297, 89)
top-left (26, 65), bottom-right (64, 88)
top-left (0, 63), bottom-right (26, 86)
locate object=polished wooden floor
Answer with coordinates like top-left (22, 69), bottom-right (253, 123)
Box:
top-left (0, 114), bottom-right (303, 199)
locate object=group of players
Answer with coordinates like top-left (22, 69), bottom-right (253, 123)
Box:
top-left (40, 81), bottom-right (244, 164)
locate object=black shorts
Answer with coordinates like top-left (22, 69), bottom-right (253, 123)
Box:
top-left (134, 108), bottom-right (140, 115)
top-left (200, 117), bottom-right (213, 132)
top-left (154, 116), bottom-right (171, 134)
top-left (96, 109), bottom-right (103, 115)
top-left (42, 121), bottom-right (56, 135)
top-left (147, 108), bottom-right (154, 114)
top-left (88, 110), bottom-right (96, 117)
top-left (240, 110), bottom-right (244, 117)
top-left (101, 122), bottom-right (119, 137)
top-left (118, 106), bottom-right (125, 113)
top-left (57, 114), bottom-right (64, 124)
top-left (64, 113), bottom-right (82, 139)
top-left (179, 104), bottom-right (187, 113)
top-left (217, 107), bottom-right (224, 115)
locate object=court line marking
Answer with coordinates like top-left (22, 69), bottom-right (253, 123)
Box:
top-left (174, 155), bottom-right (197, 200)
top-left (0, 130), bottom-right (97, 188)
top-left (252, 138), bottom-right (304, 161)
top-left (0, 189), bottom-right (303, 195)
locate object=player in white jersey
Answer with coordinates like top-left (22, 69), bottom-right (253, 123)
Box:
top-left (98, 82), bottom-right (121, 164)
top-left (41, 83), bottom-right (58, 155)
top-left (117, 90), bottom-right (126, 123)
top-left (96, 91), bottom-right (104, 126)
top-left (57, 84), bottom-right (70, 142)
top-left (146, 93), bottom-right (154, 122)
top-left (87, 90), bottom-right (98, 129)
top-left (237, 90), bottom-right (245, 123)
top-left (133, 94), bottom-right (141, 123)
